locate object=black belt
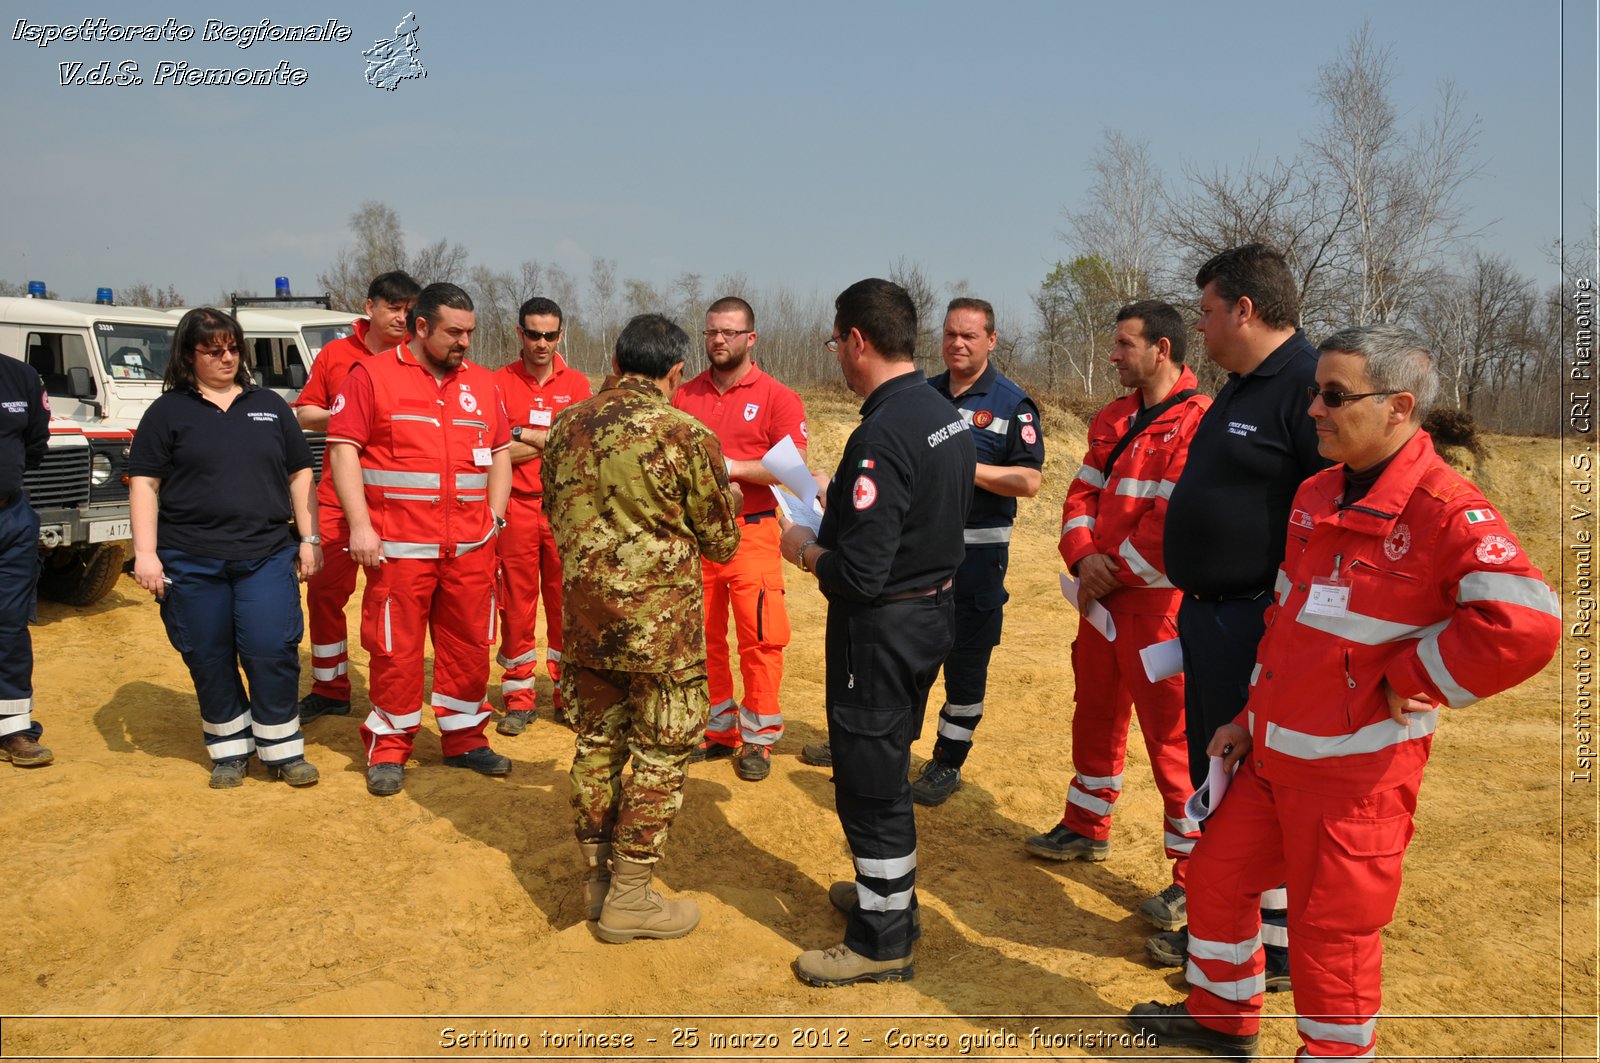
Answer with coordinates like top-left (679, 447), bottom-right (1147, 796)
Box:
top-left (740, 508), bottom-right (777, 525)
top-left (1186, 588), bottom-right (1269, 603)
top-left (876, 579), bottom-right (954, 604)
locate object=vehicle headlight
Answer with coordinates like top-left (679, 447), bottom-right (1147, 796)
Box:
top-left (91, 452), bottom-right (114, 485)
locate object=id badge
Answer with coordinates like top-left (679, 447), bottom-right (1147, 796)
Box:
top-left (472, 447), bottom-right (492, 466)
top-left (1305, 577), bottom-right (1351, 617)
top-left (529, 408), bottom-right (553, 428)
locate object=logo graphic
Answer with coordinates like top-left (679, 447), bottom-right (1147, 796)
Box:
top-left (330, 393), bottom-right (346, 416)
top-left (1475, 535), bottom-right (1518, 565)
top-left (364, 12), bottom-right (426, 91)
top-left (1021, 425), bottom-right (1037, 445)
top-left (857, 458), bottom-right (874, 469)
top-left (799, 420), bottom-right (808, 440)
top-left (1384, 523), bottom-right (1411, 561)
top-left (973, 410), bottom-right (993, 428)
top-left (458, 390), bottom-right (478, 413)
top-left (743, 403), bottom-right (759, 422)
top-left (852, 476), bottom-right (877, 510)
top-left (1291, 509), bottom-right (1314, 529)
top-left (1018, 412), bottom-right (1034, 423)
top-left (1464, 508), bottom-right (1498, 526)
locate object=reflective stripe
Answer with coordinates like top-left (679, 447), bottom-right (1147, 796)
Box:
top-left (202, 711), bottom-right (252, 737)
top-left (456, 529), bottom-right (496, 556)
top-left (456, 473), bottom-right (489, 489)
top-left (1189, 931), bottom-right (1262, 965)
top-left (1067, 788), bottom-right (1114, 817)
top-left (1295, 603), bottom-right (1447, 646)
top-left (438, 708), bottom-right (491, 732)
top-left (1164, 832), bottom-right (1197, 854)
top-left (1418, 627), bottom-right (1478, 707)
top-left (382, 492), bottom-right (440, 503)
top-left (546, 649), bottom-right (562, 662)
top-left (1168, 812), bottom-right (1201, 836)
top-left (1261, 887), bottom-right (1288, 910)
top-left (738, 705), bottom-right (783, 730)
top-left (432, 692), bottom-right (484, 714)
top-left (1062, 515), bottom-right (1095, 536)
top-left (0, 696), bottom-right (32, 715)
top-left (936, 719), bottom-right (975, 743)
top-left (1299, 1017), bottom-right (1376, 1047)
top-left (1275, 568), bottom-right (1291, 605)
top-left (941, 700), bottom-right (984, 719)
top-left (451, 419), bottom-right (489, 430)
top-left (856, 885), bottom-right (915, 912)
top-left (364, 707), bottom-right (422, 735)
top-left (855, 852), bottom-right (916, 879)
top-left (382, 599), bottom-right (392, 653)
top-left (1157, 478), bottom-right (1179, 498)
top-left (497, 647), bottom-right (541, 669)
top-left (311, 640), bottom-right (347, 657)
top-left (1074, 463), bottom-right (1106, 489)
top-left (206, 737), bottom-right (254, 759)
top-left (1457, 571), bottom-right (1561, 616)
top-left (964, 526), bottom-right (1012, 545)
top-left (1250, 662), bottom-right (1262, 687)
top-left (312, 662), bottom-right (348, 682)
top-left (957, 409), bottom-right (1010, 435)
top-left (1261, 921), bottom-right (1289, 947)
top-left (0, 714), bottom-right (34, 737)
top-left (1185, 961), bottom-right (1264, 1002)
top-left (254, 718), bottom-right (301, 741)
top-left (1265, 710), bottom-right (1439, 760)
top-left (1118, 538), bottom-right (1174, 589)
top-left (1114, 478), bottom-right (1164, 499)
top-left (499, 677), bottom-right (534, 693)
top-left (362, 468), bottom-right (441, 489)
top-left (384, 541), bottom-right (442, 560)
top-left (1074, 772), bottom-right (1124, 792)
top-left (258, 739), bottom-right (305, 761)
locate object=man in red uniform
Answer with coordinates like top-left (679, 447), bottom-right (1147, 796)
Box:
top-left (673, 296), bottom-right (810, 782)
top-left (1028, 300), bottom-right (1208, 928)
top-left (327, 283), bottom-right (515, 797)
top-left (492, 297), bottom-right (592, 735)
top-left (293, 270), bottom-right (420, 723)
top-left (1129, 324), bottom-right (1561, 1059)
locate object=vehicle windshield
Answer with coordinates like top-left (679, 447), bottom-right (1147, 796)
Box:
top-left (302, 323), bottom-right (354, 359)
top-left (95, 322), bottom-right (174, 381)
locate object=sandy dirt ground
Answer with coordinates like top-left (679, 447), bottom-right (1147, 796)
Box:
top-left (1, 391), bottom-right (1592, 1062)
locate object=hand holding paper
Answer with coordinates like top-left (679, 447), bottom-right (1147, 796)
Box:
top-left (1059, 572), bottom-right (1117, 641)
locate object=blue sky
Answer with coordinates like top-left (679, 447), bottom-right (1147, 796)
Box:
top-left (0, 0), bottom-right (1592, 327)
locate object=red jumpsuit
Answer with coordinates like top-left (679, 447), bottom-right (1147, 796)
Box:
top-left (292, 318), bottom-right (381, 702)
top-left (493, 355), bottom-right (591, 714)
top-left (672, 364), bottom-right (806, 750)
top-left (1180, 430), bottom-right (1560, 1056)
top-left (1057, 368), bottom-right (1210, 884)
top-left (327, 346), bottom-right (511, 766)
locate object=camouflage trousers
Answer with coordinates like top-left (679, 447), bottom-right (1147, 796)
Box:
top-left (564, 662), bottom-right (709, 864)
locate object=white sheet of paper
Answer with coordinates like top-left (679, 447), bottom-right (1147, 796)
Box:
top-left (1140, 637), bottom-right (1184, 684)
top-left (1059, 572), bottom-right (1116, 641)
top-left (774, 487), bottom-right (823, 533)
top-left (760, 435), bottom-right (818, 505)
top-left (1184, 755), bottom-right (1234, 822)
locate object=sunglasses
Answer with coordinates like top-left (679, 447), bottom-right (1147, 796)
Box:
top-left (1307, 386), bottom-right (1401, 408)
top-left (521, 327), bottom-right (561, 342)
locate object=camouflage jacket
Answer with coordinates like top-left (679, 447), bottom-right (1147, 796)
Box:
top-left (542, 375), bottom-right (741, 671)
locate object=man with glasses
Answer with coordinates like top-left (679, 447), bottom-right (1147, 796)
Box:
top-left (1129, 324), bottom-right (1559, 1059)
top-left (492, 298), bottom-right (592, 735)
top-left (293, 270), bottom-right (420, 724)
top-left (1151, 244), bottom-right (1332, 986)
top-left (673, 296), bottom-right (810, 781)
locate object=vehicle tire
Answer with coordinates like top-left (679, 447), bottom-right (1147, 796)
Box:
top-left (38, 542), bottom-right (127, 606)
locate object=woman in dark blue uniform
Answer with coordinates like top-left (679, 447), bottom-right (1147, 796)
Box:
top-left (129, 308), bottom-right (322, 788)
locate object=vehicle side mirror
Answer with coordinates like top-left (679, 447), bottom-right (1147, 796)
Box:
top-left (67, 366), bottom-right (94, 399)
top-left (287, 363), bottom-right (307, 390)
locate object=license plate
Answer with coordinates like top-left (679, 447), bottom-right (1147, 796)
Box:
top-left (89, 519), bottom-right (131, 543)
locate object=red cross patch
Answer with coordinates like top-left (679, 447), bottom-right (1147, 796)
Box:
top-left (1021, 425), bottom-right (1037, 445)
top-left (852, 475), bottom-right (877, 510)
top-left (1384, 523), bottom-right (1411, 561)
top-left (1475, 534), bottom-right (1517, 565)
top-left (743, 402), bottom-right (760, 421)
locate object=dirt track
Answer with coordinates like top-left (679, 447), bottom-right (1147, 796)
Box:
top-left (0, 395), bottom-right (1590, 1062)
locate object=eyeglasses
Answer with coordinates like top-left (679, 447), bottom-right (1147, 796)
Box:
top-left (704, 328), bottom-right (751, 340)
top-left (195, 344), bottom-right (240, 359)
top-left (1307, 386), bottom-right (1402, 408)
top-left (521, 327), bottom-right (561, 342)
top-left (824, 334), bottom-right (844, 353)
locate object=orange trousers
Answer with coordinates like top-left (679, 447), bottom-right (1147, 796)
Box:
top-left (495, 494), bottom-right (563, 713)
top-left (701, 515), bottom-right (789, 749)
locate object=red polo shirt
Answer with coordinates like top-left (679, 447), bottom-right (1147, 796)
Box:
top-left (294, 318), bottom-right (381, 511)
top-left (672, 363), bottom-right (806, 515)
top-left (495, 354), bottom-right (592, 496)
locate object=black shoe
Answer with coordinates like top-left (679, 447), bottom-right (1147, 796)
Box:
top-left (910, 761), bottom-right (961, 806)
top-left (1140, 883), bottom-right (1187, 930)
top-left (496, 710), bottom-right (535, 736)
top-left (1265, 956), bottom-right (1292, 994)
top-left (1024, 823), bottom-right (1111, 861)
top-left (209, 758), bottom-right (248, 789)
top-left (799, 740), bottom-right (832, 767)
top-left (366, 763), bottom-right (404, 796)
top-left (1126, 1001), bottom-right (1257, 1059)
top-left (734, 744), bottom-right (771, 781)
top-left (688, 740), bottom-right (737, 763)
top-left (298, 692), bottom-right (350, 723)
top-left (443, 746), bottom-right (512, 776)
top-left (1146, 927), bottom-right (1189, 967)
top-left (827, 881), bottom-right (858, 914)
top-left (268, 757), bottom-right (320, 787)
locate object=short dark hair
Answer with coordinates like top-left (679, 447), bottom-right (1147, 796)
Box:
top-left (835, 278), bottom-right (916, 362)
top-left (518, 296), bottom-right (563, 328)
top-left (1194, 243), bottom-right (1300, 330)
top-left (1116, 299), bottom-right (1188, 365)
top-left (946, 296), bottom-right (995, 335)
top-left (408, 282), bottom-right (474, 334)
top-left (166, 308), bottom-right (250, 393)
top-left (707, 295), bottom-right (754, 330)
top-left (367, 270), bottom-right (421, 305)
top-left (615, 314), bottom-right (689, 379)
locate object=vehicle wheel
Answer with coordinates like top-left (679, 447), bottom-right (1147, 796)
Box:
top-left (38, 542), bottom-right (127, 606)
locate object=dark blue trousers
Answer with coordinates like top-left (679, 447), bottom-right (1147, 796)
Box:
top-left (0, 494), bottom-right (42, 741)
top-left (930, 544), bottom-right (1007, 768)
top-left (158, 544), bottom-right (304, 765)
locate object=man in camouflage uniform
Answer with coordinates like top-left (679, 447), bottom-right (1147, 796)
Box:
top-left (542, 313), bottom-right (742, 942)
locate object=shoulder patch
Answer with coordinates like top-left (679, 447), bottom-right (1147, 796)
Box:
top-left (1021, 424), bottom-right (1038, 445)
top-left (1475, 534), bottom-right (1518, 565)
top-left (1291, 508), bottom-right (1315, 529)
top-left (1464, 508), bottom-right (1498, 526)
top-left (852, 475), bottom-right (877, 510)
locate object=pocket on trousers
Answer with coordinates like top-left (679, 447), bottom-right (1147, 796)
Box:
top-left (158, 583), bottom-right (192, 655)
top-left (1303, 809), bottom-right (1415, 933)
top-left (755, 581), bottom-right (791, 648)
top-left (361, 593), bottom-right (395, 658)
top-left (830, 701), bottom-right (911, 801)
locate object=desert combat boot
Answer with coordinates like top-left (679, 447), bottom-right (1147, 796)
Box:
top-left (579, 840), bottom-right (613, 921)
top-left (596, 857), bottom-right (700, 943)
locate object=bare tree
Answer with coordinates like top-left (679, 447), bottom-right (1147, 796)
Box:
top-left (888, 257), bottom-right (940, 369)
top-left (1063, 130), bottom-right (1164, 305)
top-left (318, 201), bottom-right (408, 311)
top-left (1414, 251), bottom-right (1533, 414)
top-left (118, 282), bottom-right (187, 309)
top-left (587, 257), bottom-right (618, 371)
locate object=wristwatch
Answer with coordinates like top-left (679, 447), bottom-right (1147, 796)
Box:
top-left (493, 514), bottom-right (509, 532)
top-left (511, 425), bottom-right (523, 442)
top-left (300, 534), bottom-right (322, 545)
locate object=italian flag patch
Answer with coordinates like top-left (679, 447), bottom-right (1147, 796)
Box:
top-left (858, 459), bottom-right (875, 469)
top-left (1464, 508), bottom-right (1497, 525)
